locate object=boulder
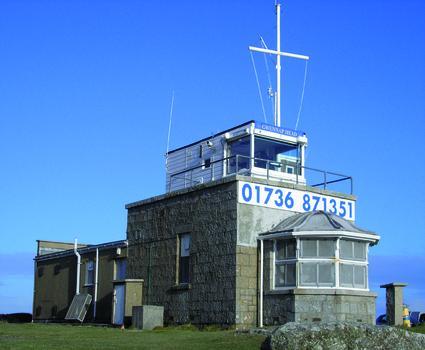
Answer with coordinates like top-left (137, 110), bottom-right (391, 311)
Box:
top-left (262, 322), bottom-right (425, 350)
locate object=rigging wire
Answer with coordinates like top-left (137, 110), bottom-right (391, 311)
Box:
top-left (165, 90), bottom-right (175, 171)
top-left (250, 50), bottom-right (268, 123)
top-left (260, 36), bottom-right (275, 120)
top-left (295, 60), bottom-right (308, 130)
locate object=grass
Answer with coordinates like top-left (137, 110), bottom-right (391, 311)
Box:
top-left (408, 323), bottom-right (425, 334)
top-left (0, 323), bottom-right (266, 350)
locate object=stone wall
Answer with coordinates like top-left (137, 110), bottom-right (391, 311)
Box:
top-left (126, 179), bottom-right (238, 325)
top-left (264, 290), bottom-right (376, 325)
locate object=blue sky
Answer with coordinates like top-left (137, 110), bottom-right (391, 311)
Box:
top-left (0, 0), bottom-right (424, 315)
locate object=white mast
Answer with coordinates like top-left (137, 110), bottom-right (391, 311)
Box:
top-left (276, 2), bottom-right (281, 127)
top-left (249, 1), bottom-right (309, 128)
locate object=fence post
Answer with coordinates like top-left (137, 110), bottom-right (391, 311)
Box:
top-left (324, 172), bottom-right (327, 190)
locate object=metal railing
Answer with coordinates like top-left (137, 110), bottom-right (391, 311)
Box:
top-left (168, 154), bottom-right (353, 194)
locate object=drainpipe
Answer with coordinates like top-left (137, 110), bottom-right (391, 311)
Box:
top-left (260, 239), bottom-right (264, 328)
top-left (93, 248), bottom-right (99, 320)
top-left (74, 239), bottom-right (81, 295)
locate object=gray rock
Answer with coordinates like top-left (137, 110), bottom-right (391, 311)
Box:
top-left (262, 322), bottom-right (425, 350)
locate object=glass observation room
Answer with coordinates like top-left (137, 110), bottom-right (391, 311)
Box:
top-left (273, 238), bottom-right (369, 289)
top-left (258, 211), bottom-right (380, 292)
top-left (226, 134), bottom-right (305, 182)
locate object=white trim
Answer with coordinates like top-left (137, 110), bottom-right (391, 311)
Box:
top-left (260, 230), bottom-right (380, 242)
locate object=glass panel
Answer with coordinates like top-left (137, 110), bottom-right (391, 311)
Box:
top-left (354, 242), bottom-right (366, 260)
top-left (301, 240), bottom-right (317, 257)
top-left (254, 136), bottom-right (300, 173)
top-left (116, 259), bottom-right (127, 280)
top-left (318, 240), bottom-right (335, 258)
top-left (286, 240), bottom-right (296, 258)
top-left (276, 239), bottom-right (296, 260)
top-left (354, 265), bottom-right (366, 288)
top-left (340, 240), bottom-right (353, 260)
top-left (340, 264), bottom-right (353, 287)
top-left (227, 136), bottom-right (250, 174)
top-left (180, 234), bottom-right (191, 257)
top-left (276, 241), bottom-right (285, 260)
top-left (300, 263), bottom-right (317, 285)
top-left (286, 263), bottom-right (296, 286)
top-left (318, 263), bottom-right (335, 286)
top-left (275, 264), bottom-right (286, 287)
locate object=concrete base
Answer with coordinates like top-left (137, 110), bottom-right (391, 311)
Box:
top-left (264, 289), bottom-right (377, 325)
top-left (132, 305), bottom-right (164, 330)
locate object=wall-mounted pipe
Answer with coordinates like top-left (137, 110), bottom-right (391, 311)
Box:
top-left (74, 239), bottom-right (81, 295)
top-left (93, 248), bottom-right (99, 320)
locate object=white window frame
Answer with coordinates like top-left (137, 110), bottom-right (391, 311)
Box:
top-left (272, 237), bottom-right (370, 291)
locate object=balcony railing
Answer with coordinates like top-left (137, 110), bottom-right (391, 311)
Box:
top-left (168, 154), bottom-right (353, 194)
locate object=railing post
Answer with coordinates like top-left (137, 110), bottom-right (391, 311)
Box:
top-left (211, 162), bottom-right (214, 181)
top-left (190, 170), bottom-right (193, 188)
top-left (296, 162), bottom-right (299, 184)
top-left (324, 172), bottom-right (327, 190)
top-left (350, 177), bottom-right (353, 195)
top-left (236, 155), bottom-right (239, 174)
top-left (266, 160), bottom-right (270, 180)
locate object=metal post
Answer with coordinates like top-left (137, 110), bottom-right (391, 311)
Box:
top-left (324, 172), bottom-right (327, 190)
top-left (266, 160), bottom-right (270, 180)
top-left (276, 2), bottom-right (281, 127)
top-left (236, 155), bottom-right (239, 174)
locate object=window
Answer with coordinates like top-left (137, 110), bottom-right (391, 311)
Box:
top-left (254, 136), bottom-right (300, 173)
top-left (203, 158), bottom-right (211, 169)
top-left (85, 260), bottom-right (94, 285)
top-left (274, 239), bottom-right (296, 288)
top-left (227, 136), bottom-right (250, 174)
top-left (115, 259), bottom-right (126, 280)
top-left (300, 239), bottom-right (335, 258)
top-left (179, 234), bottom-right (191, 284)
top-left (340, 240), bottom-right (367, 261)
top-left (340, 263), bottom-right (367, 289)
top-left (300, 262), bottom-right (335, 287)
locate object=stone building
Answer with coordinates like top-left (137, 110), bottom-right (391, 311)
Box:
top-left (33, 120), bottom-right (380, 328)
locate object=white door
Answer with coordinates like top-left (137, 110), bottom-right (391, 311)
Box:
top-left (113, 284), bottom-right (125, 325)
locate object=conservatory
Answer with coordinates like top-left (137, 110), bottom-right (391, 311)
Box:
top-left (258, 211), bottom-right (380, 326)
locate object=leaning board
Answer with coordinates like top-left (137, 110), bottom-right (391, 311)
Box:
top-left (65, 293), bottom-right (92, 322)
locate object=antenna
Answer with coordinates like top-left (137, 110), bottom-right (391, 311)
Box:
top-left (165, 91), bottom-right (175, 170)
top-left (249, 2), bottom-right (309, 128)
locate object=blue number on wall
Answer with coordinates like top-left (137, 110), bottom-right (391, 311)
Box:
top-left (329, 199), bottom-right (337, 214)
top-left (274, 189), bottom-right (284, 207)
top-left (242, 183), bottom-right (252, 202)
top-left (302, 194), bottom-right (311, 211)
top-left (264, 187), bottom-right (273, 204)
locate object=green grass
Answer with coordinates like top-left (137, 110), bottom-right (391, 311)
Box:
top-left (0, 323), bottom-right (266, 350)
top-left (408, 323), bottom-right (425, 334)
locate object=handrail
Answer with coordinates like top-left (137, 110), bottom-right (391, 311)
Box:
top-left (168, 155), bottom-right (353, 194)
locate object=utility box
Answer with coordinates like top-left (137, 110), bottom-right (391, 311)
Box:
top-left (132, 305), bottom-right (164, 330)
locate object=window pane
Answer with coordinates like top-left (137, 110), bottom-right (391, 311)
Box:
top-left (286, 240), bottom-right (296, 258)
top-left (354, 265), bottom-right (366, 288)
top-left (276, 239), bottom-right (296, 260)
top-left (286, 263), bottom-right (296, 286)
top-left (227, 136), bottom-right (250, 174)
top-left (179, 256), bottom-right (190, 284)
top-left (318, 263), bottom-right (335, 286)
top-left (116, 259), bottom-right (126, 280)
top-left (300, 263), bottom-right (317, 285)
top-left (254, 136), bottom-right (299, 172)
top-left (318, 240), bottom-right (335, 258)
top-left (354, 242), bottom-right (366, 260)
top-left (340, 240), bottom-right (353, 259)
top-left (301, 240), bottom-right (317, 257)
top-left (275, 264), bottom-right (286, 287)
top-left (340, 264), bottom-right (353, 287)
top-left (276, 241), bottom-right (285, 260)
top-left (180, 234), bottom-right (190, 257)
